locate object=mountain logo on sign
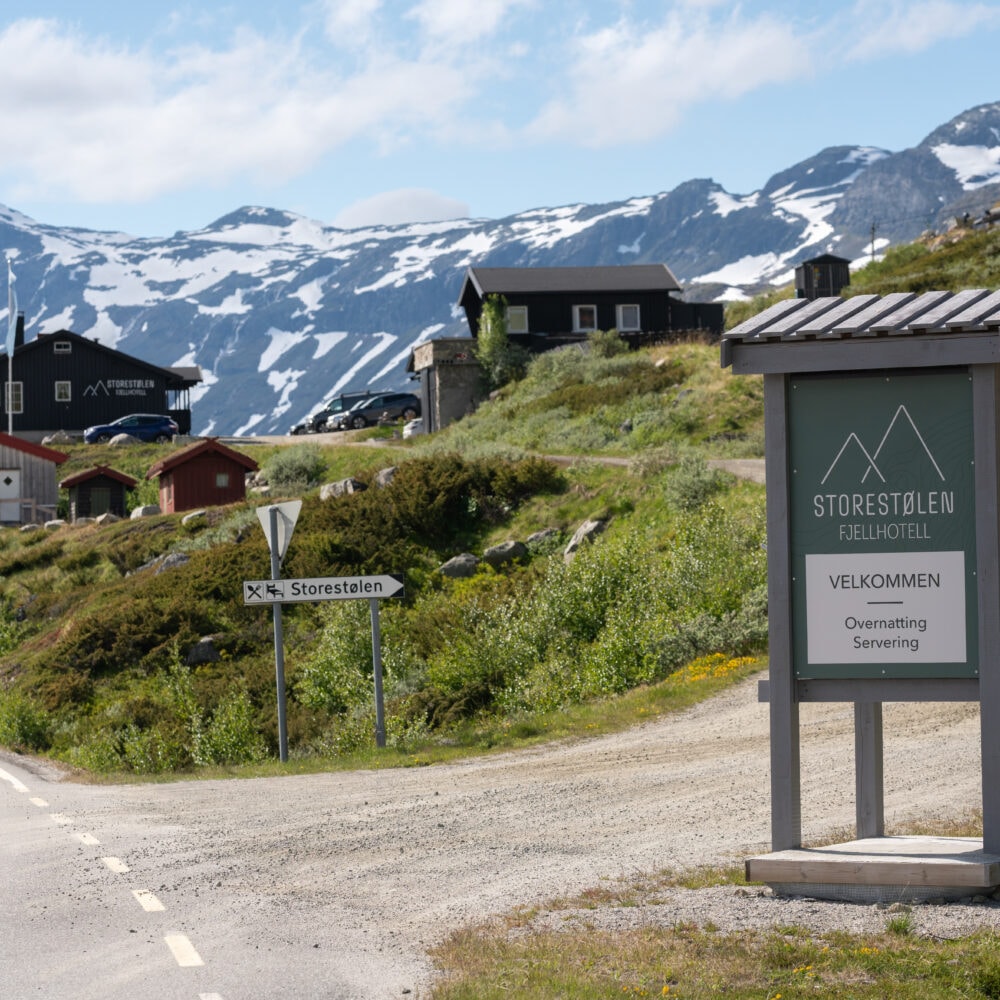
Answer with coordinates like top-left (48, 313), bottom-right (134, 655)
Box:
top-left (820, 405), bottom-right (945, 486)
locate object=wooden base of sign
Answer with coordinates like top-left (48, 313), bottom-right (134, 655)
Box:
top-left (745, 836), bottom-right (1000, 903)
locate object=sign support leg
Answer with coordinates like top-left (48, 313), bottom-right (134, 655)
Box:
top-left (269, 507), bottom-right (289, 762)
top-left (854, 702), bottom-right (884, 839)
top-left (973, 365), bottom-right (1000, 852)
top-left (370, 598), bottom-right (386, 748)
top-left (765, 373), bottom-right (802, 850)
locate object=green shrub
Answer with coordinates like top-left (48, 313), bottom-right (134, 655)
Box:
top-left (586, 328), bottom-right (630, 358)
top-left (663, 456), bottom-right (733, 511)
top-left (194, 689), bottom-right (267, 766)
top-left (0, 692), bottom-right (52, 751)
top-left (119, 722), bottom-right (189, 774)
top-left (0, 603), bottom-right (23, 657)
top-left (261, 443), bottom-right (326, 492)
top-left (126, 477), bottom-right (161, 512)
top-left (295, 600), bottom-right (375, 714)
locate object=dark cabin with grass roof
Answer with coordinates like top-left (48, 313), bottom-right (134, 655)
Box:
top-left (456, 264), bottom-right (724, 350)
top-left (59, 466), bottom-right (137, 521)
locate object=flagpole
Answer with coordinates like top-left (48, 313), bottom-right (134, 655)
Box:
top-left (6, 256), bottom-right (16, 435)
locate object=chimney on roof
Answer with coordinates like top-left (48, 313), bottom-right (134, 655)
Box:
top-left (14, 313), bottom-right (24, 348)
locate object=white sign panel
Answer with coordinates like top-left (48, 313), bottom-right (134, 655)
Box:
top-left (805, 550), bottom-right (966, 664)
top-left (244, 574), bottom-right (404, 605)
top-left (256, 501), bottom-right (302, 564)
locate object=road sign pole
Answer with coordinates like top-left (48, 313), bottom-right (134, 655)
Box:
top-left (269, 506), bottom-right (289, 762)
top-left (370, 598), bottom-right (386, 748)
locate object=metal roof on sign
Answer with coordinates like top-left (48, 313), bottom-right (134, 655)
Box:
top-left (721, 290), bottom-right (1000, 373)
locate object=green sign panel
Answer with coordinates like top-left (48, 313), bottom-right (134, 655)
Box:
top-left (788, 369), bottom-right (977, 680)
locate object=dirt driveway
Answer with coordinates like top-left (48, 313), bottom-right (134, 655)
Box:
top-left (74, 676), bottom-right (981, 997)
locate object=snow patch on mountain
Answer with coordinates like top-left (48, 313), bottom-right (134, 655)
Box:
top-left (932, 143), bottom-right (1000, 189)
top-left (772, 185), bottom-right (839, 246)
top-left (268, 368), bottom-right (306, 417)
top-left (695, 252), bottom-right (788, 287)
top-left (710, 191), bottom-right (760, 217)
top-left (313, 332), bottom-right (350, 359)
top-left (259, 329), bottom-right (309, 371)
top-left (2, 102), bottom-right (998, 435)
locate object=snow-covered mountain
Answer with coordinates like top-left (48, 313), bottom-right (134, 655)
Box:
top-left (2, 102), bottom-right (999, 436)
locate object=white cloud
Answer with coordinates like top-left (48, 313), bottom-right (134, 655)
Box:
top-left (841, 1), bottom-right (1000, 60)
top-left (0, 15), bottom-right (471, 204)
top-left (333, 188), bottom-right (470, 227)
top-left (322, 0), bottom-right (384, 41)
top-left (406, 0), bottom-right (532, 46)
top-left (0, 2), bottom-right (996, 217)
top-left (524, 9), bottom-right (812, 145)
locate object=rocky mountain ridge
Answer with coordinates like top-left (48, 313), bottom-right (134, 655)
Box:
top-left (1, 101), bottom-right (999, 436)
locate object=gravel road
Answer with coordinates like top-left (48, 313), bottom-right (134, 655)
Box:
top-left (21, 674), bottom-right (992, 998)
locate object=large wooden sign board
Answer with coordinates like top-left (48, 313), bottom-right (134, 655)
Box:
top-left (722, 290), bottom-right (1000, 889)
top-left (788, 370), bottom-right (978, 681)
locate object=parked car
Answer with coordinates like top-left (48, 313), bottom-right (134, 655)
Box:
top-left (288, 390), bottom-right (382, 435)
top-left (83, 413), bottom-right (179, 444)
top-left (335, 393), bottom-right (421, 430)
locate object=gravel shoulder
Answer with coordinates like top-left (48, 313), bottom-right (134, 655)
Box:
top-left (35, 674), bottom-right (988, 998)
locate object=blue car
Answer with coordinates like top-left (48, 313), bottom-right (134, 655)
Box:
top-left (83, 413), bottom-right (179, 444)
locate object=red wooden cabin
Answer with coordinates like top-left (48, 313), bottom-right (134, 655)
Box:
top-left (146, 438), bottom-right (258, 513)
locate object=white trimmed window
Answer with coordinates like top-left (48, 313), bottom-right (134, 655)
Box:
top-left (616, 304), bottom-right (641, 332)
top-left (573, 304), bottom-right (598, 332)
top-left (506, 305), bottom-right (528, 334)
top-left (53, 341), bottom-right (72, 354)
top-left (55, 381), bottom-right (72, 402)
top-left (5, 381), bottom-right (23, 414)
top-left (215, 471), bottom-right (230, 489)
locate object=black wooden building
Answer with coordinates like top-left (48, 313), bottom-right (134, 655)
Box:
top-left (3, 327), bottom-right (201, 440)
top-left (794, 253), bottom-right (852, 300)
top-left (59, 465), bottom-right (137, 521)
top-left (457, 264), bottom-right (724, 349)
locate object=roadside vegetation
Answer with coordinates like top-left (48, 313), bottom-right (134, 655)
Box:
top-left (4, 222), bottom-right (998, 776)
top-left (431, 918), bottom-right (1000, 999)
top-left (2, 225), bottom-right (998, 996)
top-left (0, 336), bottom-right (767, 775)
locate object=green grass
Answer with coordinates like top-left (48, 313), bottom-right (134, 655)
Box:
top-left (427, 812), bottom-right (990, 999)
top-left (1, 341), bottom-right (771, 776)
top-left (429, 923), bottom-right (1000, 1000)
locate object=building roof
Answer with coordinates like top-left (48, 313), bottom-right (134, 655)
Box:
top-left (18, 330), bottom-right (202, 390)
top-left (0, 432), bottom-right (69, 464)
top-left (721, 289), bottom-right (1000, 371)
top-left (797, 253), bottom-right (851, 266)
top-left (59, 465), bottom-right (138, 489)
top-left (458, 264), bottom-right (682, 304)
top-left (146, 437), bottom-right (259, 480)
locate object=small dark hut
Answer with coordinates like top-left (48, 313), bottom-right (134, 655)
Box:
top-left (59, 466), bottom-right (137, 521)
top-left (794, 254), bottom-right (852, 300)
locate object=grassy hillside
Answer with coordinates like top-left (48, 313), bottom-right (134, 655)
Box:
top-left (724, 223), bottom-right (1000, 330)
top-left (0, 340), bottom-right (768, 774)
top-left (4, 224), bottom-right (997, 775)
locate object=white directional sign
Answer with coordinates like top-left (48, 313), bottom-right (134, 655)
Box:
top-left (243, 574), bottom-right (405, 605)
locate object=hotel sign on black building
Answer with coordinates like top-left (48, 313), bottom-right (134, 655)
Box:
top-left (788, 370), bottom-right (977, 680)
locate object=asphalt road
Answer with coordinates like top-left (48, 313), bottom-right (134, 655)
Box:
top-left (1, 682), bottom-right (984, 1000)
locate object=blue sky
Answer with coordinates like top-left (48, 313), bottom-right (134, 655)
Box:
top-left (0, 1), bottom-right (998, 237)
